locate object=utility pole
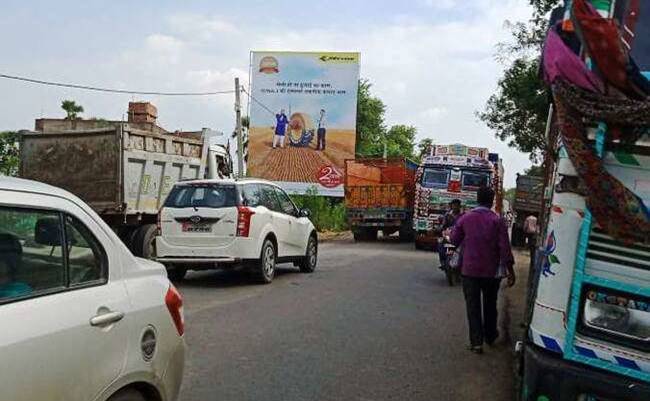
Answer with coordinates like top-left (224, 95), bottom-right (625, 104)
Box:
top-left (234, 77), bottom-right (244, 178)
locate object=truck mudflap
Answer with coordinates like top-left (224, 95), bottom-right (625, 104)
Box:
top-left (523, 344), bottom-right (650, 401)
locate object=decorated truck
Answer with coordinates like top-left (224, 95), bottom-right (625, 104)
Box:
top-left (520, 1), bottom-right (650, 400)
top-left (344, 158), bottom-right (417, 241)
top-left (511, 174), bottom-right (545, 247)
top-left (413, 144), bottom-right (503, 249)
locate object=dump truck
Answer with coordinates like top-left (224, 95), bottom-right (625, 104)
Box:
top-left (413, 144), bottom-right (503, 249)
top-left (344, 158), bottom-right (418, 241)
top-left (19, 123), bottom-right (231, 259)
top-left (510, 174), bottom-right (544, 247)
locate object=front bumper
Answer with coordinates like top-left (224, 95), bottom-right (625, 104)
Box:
top-left (523, 344), bottom-right (650, 401)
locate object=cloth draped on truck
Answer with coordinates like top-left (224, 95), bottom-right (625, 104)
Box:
top-left (541, 0), bottom-right (650, 244)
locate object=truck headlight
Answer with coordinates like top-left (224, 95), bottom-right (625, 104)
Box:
top-left (582, 289), bottom-right (650, 344)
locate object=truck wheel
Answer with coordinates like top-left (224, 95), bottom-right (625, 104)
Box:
top-left (399, 227), bottom-right (414, 242)
top-left (353, 230), bottom-right (366, 241)
top-left (254, 239), bottom-right (276, 284)
top-left (132, 224), bottom-right (157, 259)
top-left (364, 228), bottom-right (378, 241)
top-left (298, 235), bottom-right (318, 273)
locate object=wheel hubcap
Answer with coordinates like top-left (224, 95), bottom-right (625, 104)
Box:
top-left (264, 245), bottom-right (275, 276)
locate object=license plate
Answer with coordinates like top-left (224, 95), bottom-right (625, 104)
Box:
top-left (182, 222), bottom-right (212, 233)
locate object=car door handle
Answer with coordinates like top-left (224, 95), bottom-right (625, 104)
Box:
top-left (90, 310), bottom-right (125, 327)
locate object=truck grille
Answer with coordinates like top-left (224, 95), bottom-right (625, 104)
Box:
top-left (587, 228), bottom-right (650, 271)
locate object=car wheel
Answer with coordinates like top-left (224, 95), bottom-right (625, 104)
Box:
top-left (254, 239), bottom-right (276, 284)
top-left (107, 388), bottom-right (146, 401)
top-left (166, 265), bottom-right (187, 282)
top-left (299, 235), bottom-right (318, 273)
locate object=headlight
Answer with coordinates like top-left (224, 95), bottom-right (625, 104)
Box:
top-left (582, 289), bottom-right (650, 342)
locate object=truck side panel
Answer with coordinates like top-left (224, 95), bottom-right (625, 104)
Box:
top-left (20, 129), bottom-right (121, 211)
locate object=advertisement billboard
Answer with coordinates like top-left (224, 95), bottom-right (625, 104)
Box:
top-left (248, 51), bottom-right (360, 196)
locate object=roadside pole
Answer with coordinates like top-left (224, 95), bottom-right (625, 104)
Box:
top-left (234, 77), bottom-right (244, 178)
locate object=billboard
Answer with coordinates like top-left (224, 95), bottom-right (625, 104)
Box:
top-left (248, 51), bottom-right (360, 196)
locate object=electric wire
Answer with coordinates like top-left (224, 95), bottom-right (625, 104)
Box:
top-left (241, 87), bottom-right (276, 116)
top-left (0, 73), bottom-right (235, 96)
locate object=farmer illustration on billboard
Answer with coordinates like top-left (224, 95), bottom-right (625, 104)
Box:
top-left (272, 109), bottom-right (289, 149)
top-left (316, 109), bottom-right (327, 151)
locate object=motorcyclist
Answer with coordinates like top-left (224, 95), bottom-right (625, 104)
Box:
top-left (438, 199), bottom-right (463, 269)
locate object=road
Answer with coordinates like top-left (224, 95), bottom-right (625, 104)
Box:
top-left (178, 238), bottom-right (523, 401)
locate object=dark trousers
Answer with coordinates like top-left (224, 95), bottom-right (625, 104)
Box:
top-left (462, 276), bottom-right (501, 347)
top-left (316, 128), bottom-right (326, 150)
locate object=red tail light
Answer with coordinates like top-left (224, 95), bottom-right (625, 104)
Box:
top-left (165, 284), bottom-right (184, 336)
top-left (237, 206), bottom-right (255, 237)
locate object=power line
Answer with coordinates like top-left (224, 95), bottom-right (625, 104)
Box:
top-left (0, 73), bottom-right (235, 96)
top-left (241, 87), bottom-right (276, 116)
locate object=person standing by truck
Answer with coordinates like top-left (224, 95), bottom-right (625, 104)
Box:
top-left (449, 186), bottom-right (515, 354)
top-left (523, 214), bottom-right (538, 259)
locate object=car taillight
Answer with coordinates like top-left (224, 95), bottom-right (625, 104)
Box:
top-left (165, 284), bottom-right (184, 336)
top-left (237, 206), bottom-right (255, 237)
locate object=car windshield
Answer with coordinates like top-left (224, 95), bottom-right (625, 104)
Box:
top-left (462, 171), bottom-right (490, 190)
top-left (421, 168), bottom-right (449, 188)
top-left (164, 184), bottom-right (237, 208)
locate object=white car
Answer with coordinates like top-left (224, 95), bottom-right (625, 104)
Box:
top-left (0, 177), bottom-right (185, 401)
top-left (156, 178), bottom-right (318, 283)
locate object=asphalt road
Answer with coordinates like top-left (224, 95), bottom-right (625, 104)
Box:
top-left (177, 238), bottom-right (519, 401)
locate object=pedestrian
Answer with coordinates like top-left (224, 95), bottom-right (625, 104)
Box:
top-left (438, 199), bottom-right (463, 270)
top-left (523, 214), bottom-right (538, 252)
top-left (316, 109), bottom-right (326, 151)
top-left (273, 109), bottom-right (289, 149)
top-left (449, 186), bottom-right (515, 354)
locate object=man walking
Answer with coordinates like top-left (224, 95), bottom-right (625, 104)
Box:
top-left (273, 109), bottom-right (289, 149)
top-left (449, 187), bottom-right (515, 354)
top-left (316, 109), bottom-right (326, 151)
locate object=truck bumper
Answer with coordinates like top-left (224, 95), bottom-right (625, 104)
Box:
top-left (523, 344), bottom-right (650, 401)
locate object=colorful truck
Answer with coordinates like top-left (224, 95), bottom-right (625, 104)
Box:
top-left (413, 144), bottom-right (503, 249)
top-left (521, 1), bottom-right (650, 400)
top-left (344, 158), bottom-right (417, 241)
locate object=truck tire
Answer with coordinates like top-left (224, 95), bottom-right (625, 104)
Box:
top-left (298, 235), bottom-right (318, 273)
top-left (253, 238), bottom-right (276, 284)
top-left (353, 230), bottom-right (365, 241)
top-left (399, 226), bottom-right (414, 242)
top-left (364, 228), bottom-right (378, 241)
top-left (132, 224), bottom-right (157, 259)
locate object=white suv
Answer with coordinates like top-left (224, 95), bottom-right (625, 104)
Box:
top-left (0, 177), bottom-right (185, 401)
top-left (156, 178), bottom-right (318, 283)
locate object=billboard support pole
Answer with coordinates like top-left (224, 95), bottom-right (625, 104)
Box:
top-left (234, 77), bottom-right (244, 178)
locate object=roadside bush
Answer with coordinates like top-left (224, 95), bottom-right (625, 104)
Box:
top-left (290, 186), bottom-right (348, 232)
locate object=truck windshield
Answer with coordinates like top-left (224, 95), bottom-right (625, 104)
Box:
top-left (462, 172), bottom-right (490, 190)
top-left (421, 168), bottom-right (449, 188)
top-left (164, 184), bottom-right (237, 208)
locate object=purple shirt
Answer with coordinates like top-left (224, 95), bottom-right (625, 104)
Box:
top-left (450, 207), bottom-right (514, 278)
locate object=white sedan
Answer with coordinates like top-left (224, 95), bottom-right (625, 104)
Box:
top-left (0, 177), bottom-right (185, 401)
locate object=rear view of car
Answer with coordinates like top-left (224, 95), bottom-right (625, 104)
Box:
top-left (156, 179), bottom-right (318, 283)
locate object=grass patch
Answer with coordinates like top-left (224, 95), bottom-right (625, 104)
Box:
top-left (290, 187), bottom-right (348, 232)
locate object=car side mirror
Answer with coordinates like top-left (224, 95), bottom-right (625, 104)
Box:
top-left (299, 208), bottom-right (311, 218)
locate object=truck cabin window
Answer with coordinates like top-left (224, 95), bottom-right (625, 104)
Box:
top-left (165, 184), bottom-right (237, 209)
top-left (421, 168), bottom-right (449, 188)
top-left (462, 172), bottom-right (490, 190)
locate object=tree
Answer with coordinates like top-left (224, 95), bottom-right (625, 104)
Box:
top-left (384, 125), bottom-right (417, 159)
top-left (479, 1), bottom-right (561, 162)
top-left (0, 131), bottom-right (20, 176)
top-left (61, 100), bottom-right (84, 120)
top-left (356, 79), bottom-right (386, 157)
top-left (417, 138), bottom-right (434, 161)
top-left (524, 164), bottom-right (544, 176)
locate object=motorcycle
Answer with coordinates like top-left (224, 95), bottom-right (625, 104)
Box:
top-left (439, 238), bottom-right (461, 287)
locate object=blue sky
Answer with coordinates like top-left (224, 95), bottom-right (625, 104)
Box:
top-left (0, 0), bottom-right (534, 186)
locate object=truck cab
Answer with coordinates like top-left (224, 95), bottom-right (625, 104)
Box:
top-left (413, 144), bottom-right (501, 249)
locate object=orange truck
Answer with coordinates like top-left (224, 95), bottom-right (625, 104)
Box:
top-left (344, 158), bottom-right (418, 241)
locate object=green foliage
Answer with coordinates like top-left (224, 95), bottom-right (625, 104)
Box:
top-left (479, 0), bottom-right (561, 163)
top-left (504, 187), bottom-right (516, 206)
top-left (356, 79), bottom-right (418, 159)
top-left (417, 138), bottom-right (434, 161)
top-left (524, 165), bottom-right (544, 176)
top-left (356, 79), bottom-right (386, 156)
top-left (61, 100), bottom-right (84, 120)
top-left (0, 131), bottom-right (20, 176)
top-left (291, 187), bottom-right (348, 232)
